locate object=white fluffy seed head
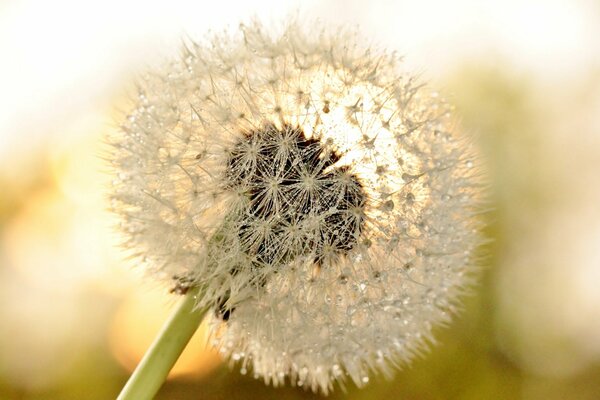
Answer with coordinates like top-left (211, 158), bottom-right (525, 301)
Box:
top-left (109, 20), bottom-right (485, 394)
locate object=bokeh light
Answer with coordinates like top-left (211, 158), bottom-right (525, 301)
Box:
top-left (109, 286), bottom-right (222, 378)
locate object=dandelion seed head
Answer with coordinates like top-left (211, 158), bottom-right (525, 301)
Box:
top-left (109, 20), bottom-right (484, 394)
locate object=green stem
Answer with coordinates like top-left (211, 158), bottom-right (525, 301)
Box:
top-left (117, 288), bottom-right (206, 400)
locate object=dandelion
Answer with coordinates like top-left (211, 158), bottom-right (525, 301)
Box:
top-left (110, 20), bottom-right (483, 398)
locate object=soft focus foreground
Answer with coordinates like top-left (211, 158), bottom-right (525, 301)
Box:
top-left (1, 1), bottom-right (599, 399)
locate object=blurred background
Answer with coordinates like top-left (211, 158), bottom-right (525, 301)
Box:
top-left (1, 0), bottom-right (599, 399)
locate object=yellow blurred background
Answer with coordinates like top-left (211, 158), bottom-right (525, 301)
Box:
top-left (1, 1), bottom-right (599, 399)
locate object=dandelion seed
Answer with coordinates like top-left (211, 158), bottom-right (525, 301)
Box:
top-left (109, 20), bottom-right (484, 394)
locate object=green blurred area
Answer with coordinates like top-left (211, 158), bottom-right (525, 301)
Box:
top-left (1, 61), bottom-right (600, 400)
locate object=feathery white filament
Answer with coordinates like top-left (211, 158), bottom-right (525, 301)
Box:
top-left (109, 21), bottom-right (483, 394)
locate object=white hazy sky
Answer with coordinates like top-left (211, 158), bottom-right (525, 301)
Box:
top-left (0, 0), bottom-right (598, 160)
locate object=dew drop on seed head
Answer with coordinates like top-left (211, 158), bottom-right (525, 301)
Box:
top-left (332, 364), bottom-right (342, 377)
top-left (382, 199), bottom-right (394, 211)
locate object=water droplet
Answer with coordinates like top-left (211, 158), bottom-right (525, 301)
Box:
top-left (300, 366), bottom-right (309, 377)
top-left (332, 364), bottom-right (343, 376)
top-left (382, 199), bottom-right (394, 211)
top-left (372, 270), bottom-right (382, 281)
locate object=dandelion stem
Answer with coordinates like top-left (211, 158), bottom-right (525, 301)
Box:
top-left (117, 288), bottom-right (206, 400)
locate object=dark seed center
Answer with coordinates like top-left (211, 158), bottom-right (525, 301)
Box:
top-left (226, 123), bottom-right (366, 266)
top-left (181, 123), bottom-right (367, 320)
